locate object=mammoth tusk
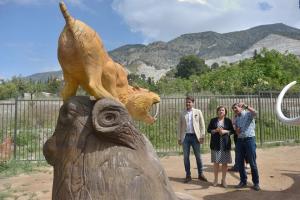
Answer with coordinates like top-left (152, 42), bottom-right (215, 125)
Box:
top-left (275, 81), bottom-right (300, 125)
top-left (153, 103), bottom-right (160, 119)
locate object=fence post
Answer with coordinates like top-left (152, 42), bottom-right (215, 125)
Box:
top-left (258, 92), bottom-right (263, 146)
top-left (13, 97), bottom-right (18, 160)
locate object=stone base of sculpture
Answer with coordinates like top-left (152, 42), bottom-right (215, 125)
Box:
top-left (43, 96), bottom-right (193, 200)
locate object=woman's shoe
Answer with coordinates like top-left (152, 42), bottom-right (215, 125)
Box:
top-left (213, 179), bottom-right (218, 186)
top-left (221, 179), bottom-right (227, 188)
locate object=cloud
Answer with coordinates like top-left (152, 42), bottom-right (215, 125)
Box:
top-left (112, 0), bottom-right (300, 43)
top-left (258, 1), bottom-right (273, 11)
top-left (177, 0), bottom-right (207, 5)
top-left (41, 65), bottom-right (61, 72)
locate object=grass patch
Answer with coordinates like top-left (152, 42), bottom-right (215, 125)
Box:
top-left (0, 160), bottom-right (49, 177)
top-left (157, 146), bottom-right (210, 158)
top-left (0, 190), bottom-right (15, 199)
top-left (0, 183), bottom-right (16, 199)
top-left (28, 192), bottom-right (38, 200)
top-left (260, 141), bottom-right (300, 149)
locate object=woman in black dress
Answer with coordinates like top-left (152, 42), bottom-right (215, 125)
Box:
top-left (207, 105), bottom-right (235, 187)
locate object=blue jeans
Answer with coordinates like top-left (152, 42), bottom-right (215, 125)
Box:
top-left (236, 137), bottom-right (259, 185)
top-left (183, 134), bottom-right (203, 177)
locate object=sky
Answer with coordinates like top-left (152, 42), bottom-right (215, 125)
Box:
top-left (0, 0), bottom-right (300, 79)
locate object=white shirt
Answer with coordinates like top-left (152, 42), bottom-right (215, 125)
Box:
top-left (185, 110), bottom-right (195, 134)
top-left (217, 119), bottom-right (224, 128)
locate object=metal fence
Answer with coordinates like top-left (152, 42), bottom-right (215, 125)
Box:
top-left (1, 92), bottom-right (300, 161)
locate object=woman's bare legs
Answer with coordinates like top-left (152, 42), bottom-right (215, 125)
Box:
top-left (213, 163), bottom-right (219, 186)
top-left (221, 163), bottom-right (228, 188)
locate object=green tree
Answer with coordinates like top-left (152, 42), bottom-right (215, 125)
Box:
top-left (175, 55), bottom-right (209, 79)
top-left (164, 68), bottom-right (177, 78)
top-left (46, 77), bottom-right (61, 94)
top-left (156, 77), bottom-right (192, 95)
top-left (128, 74), bottom-right (140, 85)
top-left (11, 76), bottom-right (27, 96)
top-left (211, 62), bottom-right (219, 70)
top-left (127, 73), bottom-right (158, 92)
top-left (195, 49), bottom-right (300, 94)
top-left (0, 81), bottom-right (18, 99)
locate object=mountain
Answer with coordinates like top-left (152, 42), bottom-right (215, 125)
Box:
top-left (205, 34), bottom-right (300, 65)
top-left (26, 70), bottom-right (63, 82)
top-left (27, 23), bottom-right (300, 82)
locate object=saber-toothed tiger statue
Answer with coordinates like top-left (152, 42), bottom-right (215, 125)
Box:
top-left (58, 2), bottom-right (160, 124)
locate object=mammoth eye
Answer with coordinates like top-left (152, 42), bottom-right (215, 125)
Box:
top-left (104, 113), bottom-right (116, 122)
top-left (96, 109), bottom-right (120, 128)
top-left (93, 109), bottom-right (122, 132)
top-left (92, 98), bottom-right (130, 133)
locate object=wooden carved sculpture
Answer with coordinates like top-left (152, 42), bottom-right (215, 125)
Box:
top-left (58, 2), bottom-right (160, 124)
top-left (44, 3), bottom-right (198, 200)
top-left (43, 96), bottom-right (193, 200)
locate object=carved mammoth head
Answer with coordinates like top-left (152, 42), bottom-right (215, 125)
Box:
top-left (43, 97), bottom-right (145, 166)
top-left (276, 81), bottom-right (300, 125)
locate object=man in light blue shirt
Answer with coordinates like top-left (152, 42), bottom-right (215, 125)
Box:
top-left (232, 102), bottom-right (260, 191)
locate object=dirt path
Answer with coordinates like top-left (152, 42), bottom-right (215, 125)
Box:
top-left (162, 145), bottom-right (300, 200)
top-left (1, 146), bottom-right (300, 200)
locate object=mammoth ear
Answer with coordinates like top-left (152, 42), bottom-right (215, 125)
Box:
top-left (92, 98), bottom-right (141, 149)
top-left (43, 135), bottom-right (57, 166)
top-left (92, 98), bottom-right (129, 134)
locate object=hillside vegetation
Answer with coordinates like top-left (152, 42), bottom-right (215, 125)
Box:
top-left (131, 49), bottom-right (300, 95)
top-left (1, 49), bottom-right (299, 100)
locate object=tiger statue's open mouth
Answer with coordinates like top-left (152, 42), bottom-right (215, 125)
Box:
top-left (125, 88), bottom-right (161, 124)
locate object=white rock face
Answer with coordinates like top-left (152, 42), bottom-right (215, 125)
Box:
top-left (135, 62), bottom-right (170, 82)
top-left (206, 34), bottom-right (300, 66)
